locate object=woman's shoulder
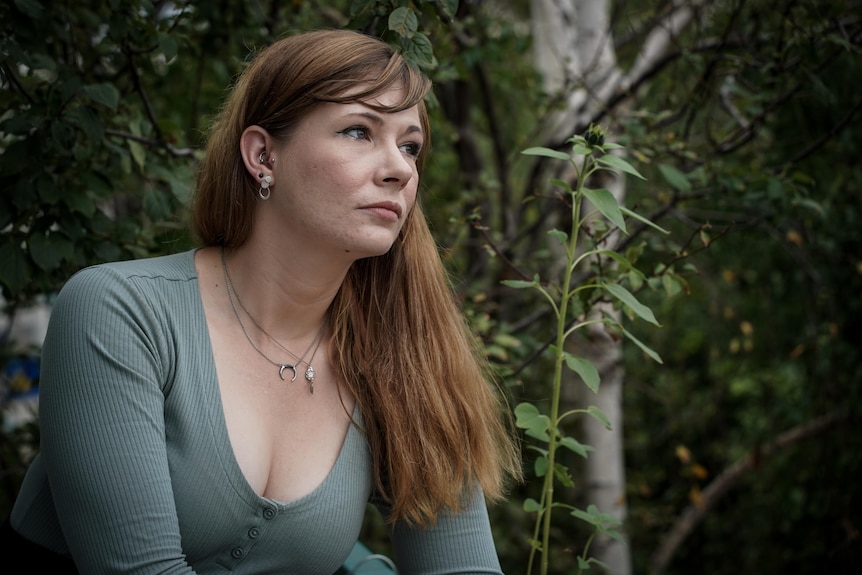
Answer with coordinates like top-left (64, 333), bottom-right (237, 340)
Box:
top-left (55, 249), bottom-right (199, 313)
top-left (69, 249), bottom-right (198, 285)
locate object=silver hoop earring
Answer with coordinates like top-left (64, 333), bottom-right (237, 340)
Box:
top-left (258, 151), bottom-right (266, 164)
top-left (258, 175), bottom-right (272, 200)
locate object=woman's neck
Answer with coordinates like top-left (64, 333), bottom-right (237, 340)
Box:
top-left (218, 242), bottom-right (346, 340)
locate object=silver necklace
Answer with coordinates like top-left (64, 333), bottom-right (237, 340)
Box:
top-left (221, 248), bottom-right (325, 393)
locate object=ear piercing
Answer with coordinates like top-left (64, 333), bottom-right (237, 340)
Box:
top-left (258, 174), bottom-right (272, 200)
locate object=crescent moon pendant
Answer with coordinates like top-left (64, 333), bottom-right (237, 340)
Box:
top-left (279, 364), bottom-right (297, 382)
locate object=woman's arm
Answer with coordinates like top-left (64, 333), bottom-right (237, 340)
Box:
top-left (383, 487), bottom-right (504, 575)
top-left (39, 265), bottom-right (197, 574)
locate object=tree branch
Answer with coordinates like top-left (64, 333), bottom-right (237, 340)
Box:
top-left (105, 129), bottom-right (196, 157)
top-left (1, 63), bottom-right (34, 105)
top-left (781, 96), bottom-right (862, 169)
top-left (649, 410), bottom-right (851, 575)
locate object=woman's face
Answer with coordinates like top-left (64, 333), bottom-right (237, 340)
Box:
top-left (267, 88), bottom-right (423, 262)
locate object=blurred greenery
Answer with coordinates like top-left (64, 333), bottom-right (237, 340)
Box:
top-left (2, 0), bottom-right (860, 573)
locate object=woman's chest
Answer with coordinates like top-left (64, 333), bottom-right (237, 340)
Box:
top-left (160, 342), bottom-right (371, 573)
top-left (213, 343), bottom-right (355, 503)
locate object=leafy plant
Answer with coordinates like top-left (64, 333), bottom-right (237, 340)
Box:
top-left (510, 126), bottom-right (666, 575)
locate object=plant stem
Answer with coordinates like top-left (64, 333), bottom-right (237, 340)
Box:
top-left (538, 155), bottom-right (586, 575)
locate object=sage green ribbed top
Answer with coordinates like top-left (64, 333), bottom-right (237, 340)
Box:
top-left (10, 250), bottom-right (502, 574)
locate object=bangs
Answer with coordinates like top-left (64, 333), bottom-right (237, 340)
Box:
top-left (314, 52), bottom-right (431, 113)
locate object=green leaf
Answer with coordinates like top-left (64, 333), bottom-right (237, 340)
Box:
top-left (619, 206), bottom-right (671, 234)
top-left (62, 190), bottom-right (96, 217)
top-left (604, 283), bottom-right (659, 325)
top-left (571, 143), bottom-right (592, 156)
top-left (534, 455), bottom-right (548, 477)
top-left (658, 163), bottom-right (691, 192)
top-left (628, 270), bottom-right (644, 291)
top-left (577, 557), bottom-right (592, 570)
top-left (587, 406), bottom-right (612, 430)
top-left (158, 33), bottom-right (178, 62)
top-left (600, 528), bottom-right (625, 544)
top-left (93, 240), bottom-right (121, 262)
top-left (0, 242), bottom-right (31, 296)
top-left (795, 197), bottom-right (826, 217)
top-left (549, 178), bottom-right (572, 192)
top-left (150, 164), bottom-right (192, 204)
top-left (37, 173), bottom-right (60, 204)
top-left (523, 498), bottom-right (543, 512)
top-left (438, 0), bottom-right (459, 18)
top-left (587, 557), bottom-right (612, 570)
top-left (662, 273), bottom-right (683, 297)
top-left (514, 402), bottom-right (551, 442)
top-left (68, 105), bottom-right (104, 142)
top-left (29, 233), bottom-right (73, 272)
top-left (595, 249), bottom-right (644, 277)
top-left (559, 436), bottom-right (593, 458)
top-left (502, 279), bottom-right (536, 289)
top-left (582, 188), bottom-right (627, 233)
top-left (564, 353), bottom-right (601, 393)
top-left (349, 0), bottom-right (376, 18)
top-left (572, 507), bottom-right (599, 527)
top-left (553, 463), bottom-right (574, 487)
top-left (596, 154), bottom-right (645, 179)
top-left (14, 0), bottom-right (44, 19)
top-left (144, 189), bottom-right (171, 221)
top-left (129, 140), bottom-right (146, 171)
top-left (522, 147), bottom-right (572, 162)
top-left (0, 114), bottom-right (35, 136)
top-left (389, 7), bottom-right (418, 38)
top-left (83, 83), bottom-right (120, 110)
top-left (572, 503), bottom-right (621, 531)
top-left (405, 33), bottom-right (436, 69)
top-left (548, 228), bottom-right (568, 246)
top-left (619, 324), bottom-right (663, 363)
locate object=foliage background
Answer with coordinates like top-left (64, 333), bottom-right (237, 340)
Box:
top-left (1, 0), bottom-right (860, 573)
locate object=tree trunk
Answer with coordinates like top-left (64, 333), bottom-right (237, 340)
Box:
top-left (531, 1), bottom-right (632, 573)
top-left (529, 1), bottom-right (699, 571)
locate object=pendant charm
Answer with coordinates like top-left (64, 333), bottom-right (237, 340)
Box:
top-left (305, 365), bottom-right (315, 384)
top-left (279, 364), bottom-right (297, 382)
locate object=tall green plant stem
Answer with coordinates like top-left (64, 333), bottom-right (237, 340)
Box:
top-left (535, 154), bottom-right (590, 575)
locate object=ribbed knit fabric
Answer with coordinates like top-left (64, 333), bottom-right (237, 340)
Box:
top-left (9, 250), bottom-right (503, 575)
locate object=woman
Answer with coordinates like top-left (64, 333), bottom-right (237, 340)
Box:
top-left (4, 29), bottom-right (521, 573)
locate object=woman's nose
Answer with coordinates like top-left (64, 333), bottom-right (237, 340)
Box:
top-left (378, 145), bottom-right (415, 187)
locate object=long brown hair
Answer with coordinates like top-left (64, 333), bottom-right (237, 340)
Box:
top-left (193, 29), bottom-right (521, 526)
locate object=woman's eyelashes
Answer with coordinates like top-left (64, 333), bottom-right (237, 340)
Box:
top-left (399, 141), bottom-right (422, 158)
top-left (340, 125), bottom-right (369, 141)
top-left (338, 125), bottom-right (422, 159)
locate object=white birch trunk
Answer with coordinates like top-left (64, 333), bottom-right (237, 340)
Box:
top-left (529, 2), bottom-right (697, 571)
top-left (530, 1), bottom-right (627, 573)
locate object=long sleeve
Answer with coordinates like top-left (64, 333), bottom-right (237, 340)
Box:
top-left (382, 488), bottom-right (504, 575)
top-left (37, 265), bottom-right (197, 574)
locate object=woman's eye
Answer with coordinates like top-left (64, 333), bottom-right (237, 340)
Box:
top-left (340, 126), bottom-right (369, 140)
top-left (400, 142), bottom-right (422, 158)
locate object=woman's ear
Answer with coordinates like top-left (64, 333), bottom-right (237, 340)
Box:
top-left (240, 125), bottom-right (274, 181)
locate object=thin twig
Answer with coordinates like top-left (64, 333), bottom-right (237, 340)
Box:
top-left (104, 129), bottom-right (196, 157)
top-left (650, 410), bottom-right (851, 575)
